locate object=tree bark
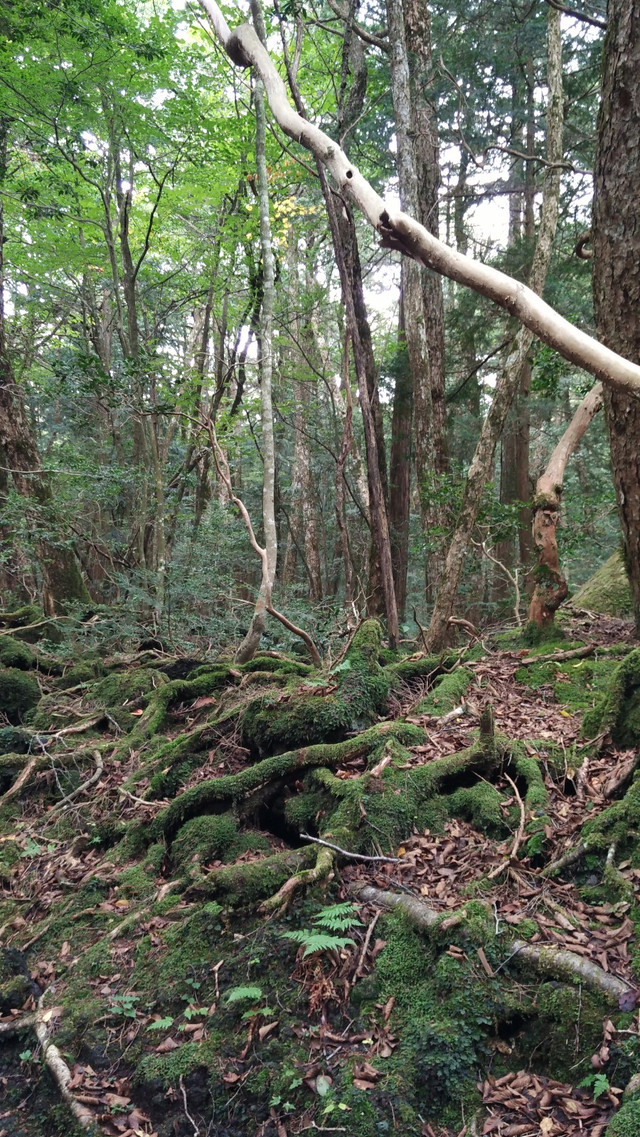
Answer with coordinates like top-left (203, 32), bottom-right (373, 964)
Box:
top-left (235, 0), bottom-right (278, 664)
top-left (386, 0), bottom-right (447, 599)
top-left (592, 0), bottom-right (640, 633)
top-left (389, 296), bottom-right (413, 621)
top-left (197, 0), bottom-right (640, 393)
top-left (528, 383), bottom-right (603, 627)
top-left (425, 5), bottom-right (564, 651)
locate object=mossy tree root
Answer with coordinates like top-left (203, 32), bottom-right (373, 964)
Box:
top-left (259, 845), bottom-right (334, 914)
top-left (185, 846), bottom-right (317, 905)
top-left (152, 721), bottom-right (423, 842)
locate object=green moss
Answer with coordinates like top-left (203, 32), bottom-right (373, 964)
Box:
top-left (0, 635), bottom-right (34, 669)
top-left (59, 661), bottom-right (103, 689)
top-left (447, 782), bottom-right (506, 833)
top-left (583, 649), bottom-right (640, 745)
top-left (570, 552), bottom-right (633, 617)
top-left (511, 982), bottom-right (608, 1082)
top-left (171, 813), bottom-right (270, 872)
top-left (416, 667), bottom-right (474, 716)
top-left (241, 620), bottom-right (390, 756)
top-left (0, 667), bottom-right (40, 720)
top-left (522, 620), bottom-right (566, 648)
top-left (607, 1101), bottom-right (640, 1136)
top-left (0, 725), bottom-right (31, 754)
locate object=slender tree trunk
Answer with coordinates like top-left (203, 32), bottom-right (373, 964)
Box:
top-left (389, 296), bottom-right (413, 621)
top-left (528, 384), bottom-right (603, 627)
top-left (386, 0), bottom-right (447, 599)
top-left (425, 5), bottom-right (563, 651)
top-left (592, 0), bottom-right (640, 634)
top-left (235, 0), bottom-right (277, 662)
top-left (0, 118), bottom-right (90, 615)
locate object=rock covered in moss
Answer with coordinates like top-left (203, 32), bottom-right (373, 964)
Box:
top-left (0, 725), bottom-right (31, 754)
top-left (0, 667), bottom-right (40, 720)
top-left (0, 635), bottom-right (35, 670)
top-left (583, 648), bottom-right (640, 746)
top-left (570, 551), bottom-right (633, 617)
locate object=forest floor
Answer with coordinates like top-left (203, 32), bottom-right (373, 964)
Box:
top-left (2, 609), bottom-right (640, 1137)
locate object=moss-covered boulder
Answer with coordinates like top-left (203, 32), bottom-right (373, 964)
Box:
top-left (0, 635), bottom-right (35, 670)
top-left (583, 648), bottom-right (640, 745)
top-left (0, 725), bottom-right (31, 754)
top-left (0, 667), bottom-right (40, 721)
top-left (570, 552), bottom-right (633, 617)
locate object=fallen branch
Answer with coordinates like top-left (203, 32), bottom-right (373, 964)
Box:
top-left (352, 887), bottom-right (632, 1004)
top-left (487, 772), bottom-right (526, 879)
top-left (47, 749), bottom-right (104, 815)
top-left (35, 997), bottom-right (96, 1130)
top-left (0, 1012), bottom-right (38, 1035)
top-left (518, 644), bottom-right (595, 666)
top-left (541, 841), bottom-right (588, 877)
top-left (0, 753), bottom-right (40, 805)
top-left (510, 940), bottom-right (632, 1002)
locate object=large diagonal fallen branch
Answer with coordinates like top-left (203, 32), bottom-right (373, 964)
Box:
top-left (198, 0), bottom-right (640, 394)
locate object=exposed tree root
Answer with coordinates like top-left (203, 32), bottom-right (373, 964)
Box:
top-left (541, 842), bottom-right (588, 877)
top-left (259, 845), bottom-right (334, 914)
top-left (35, 997), bottom-right (97, 1130)
top-left (153, 720), bottom-right (423, 841)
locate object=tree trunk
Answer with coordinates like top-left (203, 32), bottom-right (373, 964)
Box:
top-left (425, 5), bottom-right (563, 651)
top-left (528, 383), bottom-right (603, 627)
top-left (235, 1), bottom-right (278, 663)
top-left (592, 0), bottom-right (640, 634)
top-left (386, 0), bottom-right (447, 599)
top-left (389, 297), bottom-right (413, 621)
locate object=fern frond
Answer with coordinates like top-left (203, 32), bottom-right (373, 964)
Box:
top-left (313, 902), bottom-right (363, 932)
top-left (282, 930), bottom-right (356, 958)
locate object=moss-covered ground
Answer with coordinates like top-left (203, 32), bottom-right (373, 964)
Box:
top-left (1, 611), bottom-right (640, 1136)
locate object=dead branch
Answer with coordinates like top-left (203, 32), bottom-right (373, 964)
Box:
top-left (47, 749), bottom-right (104, 815)
top-left (0, 753), bottom-right (40, 805)
top-left (541, 841), bottom-right (587, 877)
top-left (518, 644), bottom-right (595, 666)
top-left (511, 940), bottom-right (632, 1002)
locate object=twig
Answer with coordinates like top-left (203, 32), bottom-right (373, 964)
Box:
top-left (300, 832), bottom-right (401, 863)
top-left (47, 749), bottom-right (104, 815)
top-left (486, 772), bottom-right (526, 879)
top-left (355, 910), bottom-right (380, 979)
top-left (0, 754), bottom-right (40, 805)
top-left (472, 539), bottom-right (521, 626)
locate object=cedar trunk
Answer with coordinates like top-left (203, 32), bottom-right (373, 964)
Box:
top-left (592, 0), bottom-right (640, 634)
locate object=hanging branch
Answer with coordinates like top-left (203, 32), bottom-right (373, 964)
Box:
top-left (196, 0), bottom-right (640, 393)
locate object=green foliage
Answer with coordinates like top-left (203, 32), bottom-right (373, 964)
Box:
top-left (282, 902), bottom-right (362, 958)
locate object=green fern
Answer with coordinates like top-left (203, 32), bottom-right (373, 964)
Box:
top-left (282, 930), bottom-right (356, 958)
top-left (312, 902), bottom-right (363, 932)
top-left (281, 902), bottom-right (362, 957)
top-left (225, 985), bottom-right (263, 1003)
